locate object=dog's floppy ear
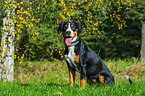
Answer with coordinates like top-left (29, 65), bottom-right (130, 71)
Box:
top-left (58, 22), bottom-right (66, 34)
top-left (74, 22), bottom-right (83, 33)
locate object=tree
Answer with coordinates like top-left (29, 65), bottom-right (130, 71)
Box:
top-left (141, 24), bottom-right (145, 61)
top-left (0, 0), bottom-right (15, 81)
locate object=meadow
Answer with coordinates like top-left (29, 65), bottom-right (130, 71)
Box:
top-left (0, 60), bottom-right (145, 96)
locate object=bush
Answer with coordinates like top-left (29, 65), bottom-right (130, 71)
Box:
top-left (1, 0), bottom-right (144, 60)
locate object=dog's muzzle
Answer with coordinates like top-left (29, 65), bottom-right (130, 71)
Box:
top-left (66, 31), bottom-right (71, 36)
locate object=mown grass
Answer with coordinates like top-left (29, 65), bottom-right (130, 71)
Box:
top-left (0, 81), bottom-right (145, 96)
top-left (0, 60), bottom-right (145, 96)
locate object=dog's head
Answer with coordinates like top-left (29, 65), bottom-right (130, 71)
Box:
top-left (58, 22), bottom-right (83, 46)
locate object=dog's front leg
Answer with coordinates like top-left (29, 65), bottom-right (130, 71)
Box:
top-left (80, 64), bottom-right (86, 89)
top-left (69, 68), bottom-right (75, 87)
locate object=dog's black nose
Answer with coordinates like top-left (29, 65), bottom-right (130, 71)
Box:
top-left (66, 31), bottom-right (71, 35)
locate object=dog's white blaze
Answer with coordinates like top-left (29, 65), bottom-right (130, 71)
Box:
top-left (65, 46), bottom-right (77, 68)
top-left (65, 23), bottom-right (74, 37)
top-left (65, 23), bottom-right (78, 43)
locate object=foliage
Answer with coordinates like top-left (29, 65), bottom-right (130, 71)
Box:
top-left (0, 0), bottom-right (145, 61)
top-left (123, 0), bottom-right (145, 57)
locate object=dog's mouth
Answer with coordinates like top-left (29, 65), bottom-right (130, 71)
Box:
top-left (65, 33), bottom-right (78, 46)
top-left (65, 37), bottom-right (74, 46)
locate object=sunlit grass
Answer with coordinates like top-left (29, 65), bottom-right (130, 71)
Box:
top-left (0, 60), bottom-right (145, 95)
top-left (0, 80), bottom-right (144, 96)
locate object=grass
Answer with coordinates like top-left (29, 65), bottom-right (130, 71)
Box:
top-left (0, 81), bottom-right (145, 96)
top-left (0, 60), bottom-right (145, 96)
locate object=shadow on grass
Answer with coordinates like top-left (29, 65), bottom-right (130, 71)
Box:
top-left (16, 82), bottom-right (69, 87)
top-left (43, 83), bottom-right (69, 87)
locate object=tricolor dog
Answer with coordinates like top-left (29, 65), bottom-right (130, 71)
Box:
top-left (58, 22), bottom-right (131, 89)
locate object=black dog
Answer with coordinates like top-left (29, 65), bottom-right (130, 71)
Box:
top-left (58, 22), bottom-right (131, 89)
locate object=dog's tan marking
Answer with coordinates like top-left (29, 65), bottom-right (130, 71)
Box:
top-left (80, 79), bottom-right (86, 89)
top-left (74, 55), bottom-right (79, 63)
top-left (73, 31), bottom-right (78, 37)
top-left (65, 24), bottom-right (67, 27)
top-left (69, 69), bottom-right (74, 86)
top-left (71, 25), bottom-right (73, 27)
top-left (99, 76), bottom-right (106, 86)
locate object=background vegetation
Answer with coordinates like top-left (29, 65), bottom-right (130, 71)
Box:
top-left (1, 0), bottom-right (145, 61)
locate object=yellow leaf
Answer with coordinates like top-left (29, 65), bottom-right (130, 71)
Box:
top-left (20, 1), bottom-right (23, 4)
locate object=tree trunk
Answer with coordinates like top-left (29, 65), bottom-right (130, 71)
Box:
top-left (0, 3), bottom-right (15, 81)
top-left (141, 24), bottom-right (145, 61)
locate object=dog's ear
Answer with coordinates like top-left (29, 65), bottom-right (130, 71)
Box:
top-left (74, 22), bottom-right (83, 33)
top-left (58, 22), bottom-right (66, 34)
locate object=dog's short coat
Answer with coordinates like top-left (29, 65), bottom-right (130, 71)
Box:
top-left (58, 22), bottom-right (118, 89)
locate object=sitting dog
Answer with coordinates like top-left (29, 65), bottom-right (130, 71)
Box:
top-left (58, 22), bottom-right (131, 89)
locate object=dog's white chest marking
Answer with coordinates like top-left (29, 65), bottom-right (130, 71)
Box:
top-left (65, 46), bottom-right (77, 69)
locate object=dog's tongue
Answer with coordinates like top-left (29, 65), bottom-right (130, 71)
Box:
top-left (65, 38), bottom-right (72, 46)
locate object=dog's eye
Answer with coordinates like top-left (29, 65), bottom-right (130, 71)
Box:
top-left (72, 27), bottom-right (76, 31)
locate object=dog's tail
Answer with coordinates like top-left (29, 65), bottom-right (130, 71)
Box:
top-left (124, 75), bottom-right (133, 84)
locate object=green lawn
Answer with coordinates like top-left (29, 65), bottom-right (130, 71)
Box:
top-left (0, 60), bottom-right (145, 96)
top-left (0, 81), bottom-right (145, 96)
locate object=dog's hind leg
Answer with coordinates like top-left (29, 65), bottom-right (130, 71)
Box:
top-left (99, 76), bottom-right (106, 86)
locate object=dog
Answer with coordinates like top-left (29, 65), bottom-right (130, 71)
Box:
top-left (58, 21), bottom-right (131, 89)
